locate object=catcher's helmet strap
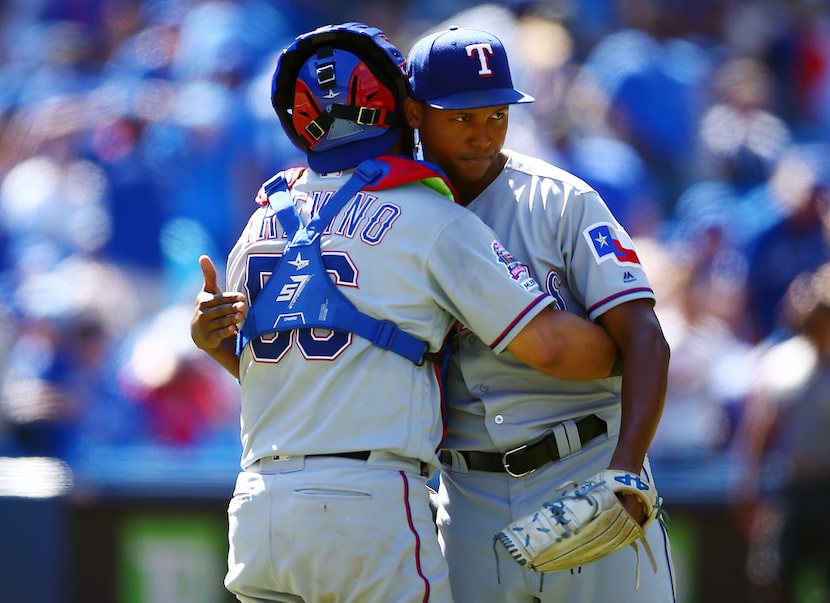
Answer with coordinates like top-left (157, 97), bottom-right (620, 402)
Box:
top-left (301, 103), bottom-right (401, 147)
top-left (328, 103), bottom-right (401, 127)
top-left (314, 46), bottom-right (337, 89)
top-left (304, 112), bottom-right (332, 142)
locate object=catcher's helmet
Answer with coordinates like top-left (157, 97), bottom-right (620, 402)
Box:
top-left (272, 22), bottom-right (409, 173)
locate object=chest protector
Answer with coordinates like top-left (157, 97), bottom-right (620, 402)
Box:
top-left (238, 156), bottom-right (456, 365)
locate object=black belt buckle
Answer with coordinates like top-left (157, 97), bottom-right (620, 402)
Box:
top-left (501, 444), bottom-right (534, 478)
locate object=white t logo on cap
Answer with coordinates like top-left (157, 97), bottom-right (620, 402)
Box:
top-left (465, 43), bottom-right (494, 76)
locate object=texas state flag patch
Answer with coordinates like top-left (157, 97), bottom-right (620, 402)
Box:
top-left (583, 222), bottom-right (641, 266)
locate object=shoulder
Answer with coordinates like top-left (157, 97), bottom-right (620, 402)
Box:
top-left (503, 150), bottom-right (599, 196)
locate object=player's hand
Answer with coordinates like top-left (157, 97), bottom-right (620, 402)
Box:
top-left (618, 492), bottom-right (648, 525)
top-left (610, 464), bottom-right (648, 524)
top-left (191, 255), bottom-right (247, 351)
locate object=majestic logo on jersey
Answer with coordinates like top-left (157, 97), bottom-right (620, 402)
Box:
top-left (583, 222), bottom-right (641, 266)
top-left (466, 43), bottom-right (495, 76)
top-left (492, 241), bottom-right (534, 285)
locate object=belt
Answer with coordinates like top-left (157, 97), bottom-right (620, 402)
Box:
top-left (250, 451), bottom-right (429, 476)
top-left (440, 414), bottom-right (607, 478)
top-left (250, 451), bottom-right (371, 468)
top-left (308, 451), bottom-right (371, 461)
top-left (315, 451), bottom-right (427, 476)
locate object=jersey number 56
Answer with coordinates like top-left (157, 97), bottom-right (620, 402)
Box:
top-left (244, 253), bottom-right (357, 362)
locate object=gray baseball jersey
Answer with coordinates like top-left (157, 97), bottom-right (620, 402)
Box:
top-left (437, 150), bottom-right (676, 603)
top-left (226, 165), bottom-right (551, 471)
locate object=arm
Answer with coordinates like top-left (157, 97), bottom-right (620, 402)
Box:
top-left (597, 298), bottom-right (670, 521)
top-left (597, 299), bottom-right (669, 472)
top-left (190, 255), bottom-right (246, 380)
top-left (507, 305), bottom-right (618, 380)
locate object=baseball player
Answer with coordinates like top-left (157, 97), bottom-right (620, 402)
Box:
top-left (403, 26), bottom-right (677, 602)
top-left (190, 23), bottom-right (618, 603)
top-left (737, 262), bottom-right (830, 603)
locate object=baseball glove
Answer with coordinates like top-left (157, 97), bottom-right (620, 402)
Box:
top-left (494, 470), bottom-right (663, 586)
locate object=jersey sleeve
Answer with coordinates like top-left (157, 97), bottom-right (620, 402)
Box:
top-left (426, 211), bottom-right (553, 353)
top-left (562, 189), bottom-right (655, 321)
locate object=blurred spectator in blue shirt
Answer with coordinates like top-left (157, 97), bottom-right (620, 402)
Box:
top-left (696, 56), bottom-right (791, 194)
top-left (578, 0), bottom-right (714, 208)
top-left (744, 144), bottom-right (830, 344)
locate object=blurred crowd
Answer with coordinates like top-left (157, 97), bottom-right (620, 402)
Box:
top-left (0, 0), bottom-right (829, 590)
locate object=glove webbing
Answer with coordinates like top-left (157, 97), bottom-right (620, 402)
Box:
top-left (547, 481), bottom-right (660, 589)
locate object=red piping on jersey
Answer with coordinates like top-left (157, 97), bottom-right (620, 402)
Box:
top-left (586, 287), bottom-right (654, 317)
top-left (401, 471), bottom-right (431, 602)
top-left (489, 293), bottom-right (553, 350)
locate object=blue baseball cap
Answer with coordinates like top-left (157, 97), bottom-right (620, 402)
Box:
top-left (407, 26), bottom-right (534, 109)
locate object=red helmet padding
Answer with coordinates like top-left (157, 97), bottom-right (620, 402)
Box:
top-left (291, 56), bottom-right (397, 151)
top-left (292, 77), bottom-right (324, 147)
top-left (350, 60), bottom-right (396, 109)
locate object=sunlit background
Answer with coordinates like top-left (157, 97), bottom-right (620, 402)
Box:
top-left (1, 0), bottom-right (829, 601)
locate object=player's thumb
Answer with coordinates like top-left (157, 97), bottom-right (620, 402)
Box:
top-left (199, 255), bottom-right (222, 294)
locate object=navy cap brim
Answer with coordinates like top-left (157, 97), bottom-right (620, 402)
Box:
top-left (424, 88), bottom-right (535, 110)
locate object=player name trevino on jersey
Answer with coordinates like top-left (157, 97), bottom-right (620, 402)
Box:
top-left (247, 189), bottom-right (401, 248)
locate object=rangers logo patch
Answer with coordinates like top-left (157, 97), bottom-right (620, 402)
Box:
top-left (583, 222), bottom-right (641, 266)
top-left (492, 241), bottom-right (535, 288)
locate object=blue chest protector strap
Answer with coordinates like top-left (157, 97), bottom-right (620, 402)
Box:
top-left (238, 158), bottom-right (432, 364)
